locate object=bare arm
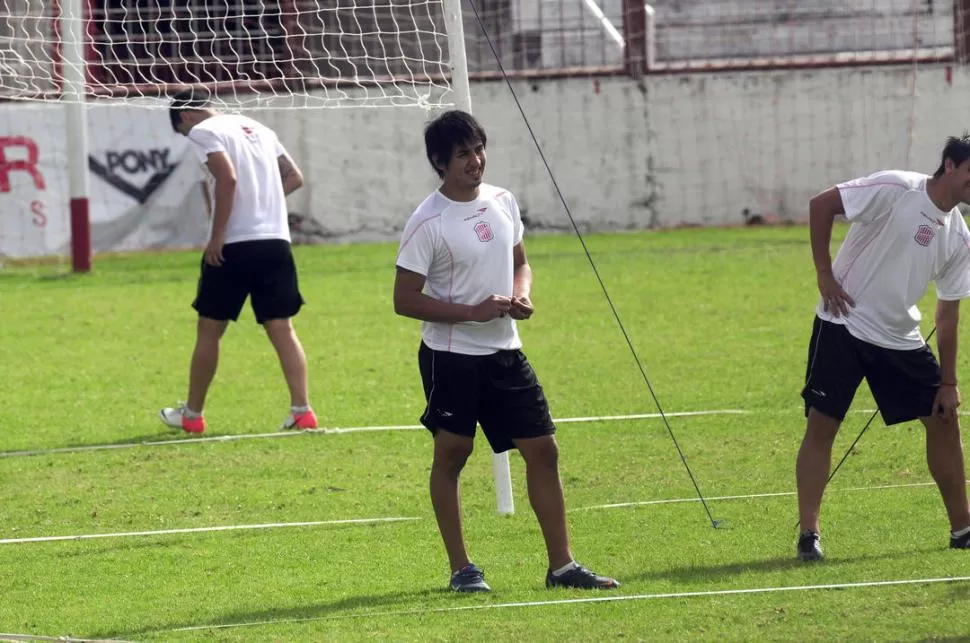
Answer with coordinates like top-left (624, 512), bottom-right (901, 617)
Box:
top-left (200, 181), bottom-right (212, 220)
top-left (512, 242), bottom-right (532, 299)
top-left (394, 267), bottom-right (510, 323)
top-left (278, 152), bottom-right (304, 196)
top-left (933, 298), bottom-right (962, 420)
top-left (809, 186), bottom-right (855, 317)
top-left (936, 299), bottom-right (961, 386)
top-left (510, 242), bottom-right (534, 320)
top-left (205, 151), bottom-right (237, 242)
top-left (809, 187), bottom-right (845, 277)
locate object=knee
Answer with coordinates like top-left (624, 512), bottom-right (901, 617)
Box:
top-left (264, 318), bottom-right (294, 339)
top-left (804, 409), bottom-right (841, 446)
top-left (433, 440), bottom-right (473, 474)
top-left (923, 415), bottom-right (962, 439)
top-left (197, 317), bottom-right (228, 341)
top-left (520, 437), bottom-right (559, 469)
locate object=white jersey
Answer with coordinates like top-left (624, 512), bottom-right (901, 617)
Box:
top-left (187, 114), bottom-right (290, 245)
top-left (821, 170), bottom-right (970, 349)
top-left (396, 184), bottom-right (525, 355)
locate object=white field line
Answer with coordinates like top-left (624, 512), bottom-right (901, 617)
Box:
top-left (2, 480), bottom-right (939, 546)
top-left (0, 409), bottom-right (746, 459)
top-left (0, 635), bottom-right (133, 643)
top-left (572, 481), bottom-right (939, 511)
top-left (0, 516), bottom-right (420, 546)
top-left (160, 575), bottom-right (970, 633)
top-left (0, 636), bottom-right (132, 643)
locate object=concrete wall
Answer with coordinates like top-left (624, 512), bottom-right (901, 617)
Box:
top-left (250, 62), bottom-right (967, 241)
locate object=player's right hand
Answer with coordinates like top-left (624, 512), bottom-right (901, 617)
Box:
top-left (468, 295), bottom-right (512, 322)
top-left (817, 270), bottom-right (855, 317)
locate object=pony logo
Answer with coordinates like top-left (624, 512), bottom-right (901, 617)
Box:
top-left (914, 224), bottom-right (935, 247)
top-left (474, 221), bottom-right (493, 242)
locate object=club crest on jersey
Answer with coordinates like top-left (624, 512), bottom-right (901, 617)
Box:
top-left (474, 221), bottom-right (494, 242)
top-left (240, 125), bottom-right (258, 142)
top-left (914, 224), bottom-right (935, 247)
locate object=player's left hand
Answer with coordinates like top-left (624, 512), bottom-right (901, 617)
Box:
top-left (933, 383), bottom-right (961, 422)
top-left (204, 237), bottom-right (225, 267)
top-left (509, 295), bottom-right (533, 320)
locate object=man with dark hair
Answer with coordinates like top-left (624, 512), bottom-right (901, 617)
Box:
top-left (159, 89), bottom-right (318, 433)
top-left (933, 134), bottom-right (970, 178)
top-left (393, 110), bottom-right (619, 593)
top-left (796, 135), bottom-right (970, 561)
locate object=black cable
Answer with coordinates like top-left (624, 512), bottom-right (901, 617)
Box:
top-left (464, 0), bottom-right (721, 528)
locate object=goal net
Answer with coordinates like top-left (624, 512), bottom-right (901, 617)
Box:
top-left (0, 0), bottom-right (469, 269)
top-left (1, 0), bottom-right (457, 109)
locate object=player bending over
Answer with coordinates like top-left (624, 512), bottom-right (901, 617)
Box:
top-left (797, 135), bottom-right (970, 561)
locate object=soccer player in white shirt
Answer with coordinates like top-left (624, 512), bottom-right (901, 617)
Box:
top-left (394, 110), bottom-right (618, 593)
top-left (797, 135), bottom-right (970, 561)
top-left (158, 90), bottom-right (318, 434)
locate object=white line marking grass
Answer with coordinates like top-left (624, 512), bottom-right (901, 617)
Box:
top-left (573, 481), bottom-right (939, 511)
top-left (0, 410), bottom-right (746, 459)
top-left (160, 575), bottom-right (970, 634)
top-left (0, 635), bottom-right (132, 643)
top-left (0, 517), bottom-right (419, 546)
top-left (3, 480), bottom-right (939, 546)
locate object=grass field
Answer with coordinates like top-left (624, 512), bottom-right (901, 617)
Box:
top-left (3, 225), bottom-right (970, 641)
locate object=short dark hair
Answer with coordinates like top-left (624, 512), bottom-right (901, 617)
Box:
top-left (424, 110), bottom-right (487, 178)
top-left (169, 88), bottom-right (210, 133)
top-left (934, 133), bottom-right (970, 178)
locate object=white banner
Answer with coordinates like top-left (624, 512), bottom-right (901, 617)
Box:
top-left (0, 100), bottom-right (208, 260)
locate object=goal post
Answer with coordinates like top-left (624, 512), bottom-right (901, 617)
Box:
top-left (63, 0), bottom-right (90, 273)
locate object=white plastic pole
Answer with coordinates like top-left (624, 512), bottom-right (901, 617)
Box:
top-left (63, 0), bottom-right (91, 272)
top-left (441, 0), bottom-right (515, 516)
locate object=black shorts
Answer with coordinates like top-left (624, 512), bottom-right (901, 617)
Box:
top-left (193, 239), bottom-right (304, 324)
top-left (418, 342), bottom-right (557, 454)
top-left (801, 317), bottom-right (941, 425)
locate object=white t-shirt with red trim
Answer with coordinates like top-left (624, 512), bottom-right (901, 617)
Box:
top-left (396, 183), bottom-right (524, 355)
top-left (821, 170), bottom-right (970, 349)
top-left (187, 114), bottom-right (290, 244)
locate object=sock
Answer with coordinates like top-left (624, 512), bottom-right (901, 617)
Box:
top-left (951, 526), bottom-right (970, 538)
top-left (182, 406), bottom-right (202, 419)
top-left (551, 561), bottom-right (579, 577)
top-left (291, 405), bottom-right (310, 414)
top-left (800, 530), bottom-right (819, 538)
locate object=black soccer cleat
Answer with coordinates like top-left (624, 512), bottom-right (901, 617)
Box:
top-left (797, 530), bottom-right (824, 561)
top-left (950, 530), bottom-right (970, 549)
top-left (546, 564), bottom-right (620, 590)
top-left (449, 563), bottom-right (491, 593)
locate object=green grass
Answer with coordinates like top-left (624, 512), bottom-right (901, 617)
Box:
top-left (3, 225), bottom-right (970, 641)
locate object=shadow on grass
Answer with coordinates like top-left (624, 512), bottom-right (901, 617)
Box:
top-left (627, 546), bottom-right (944, 585)
top-left (101, 586), bottom-right (451, 639)
top-left (0, 430), bottom-right (304, 459)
